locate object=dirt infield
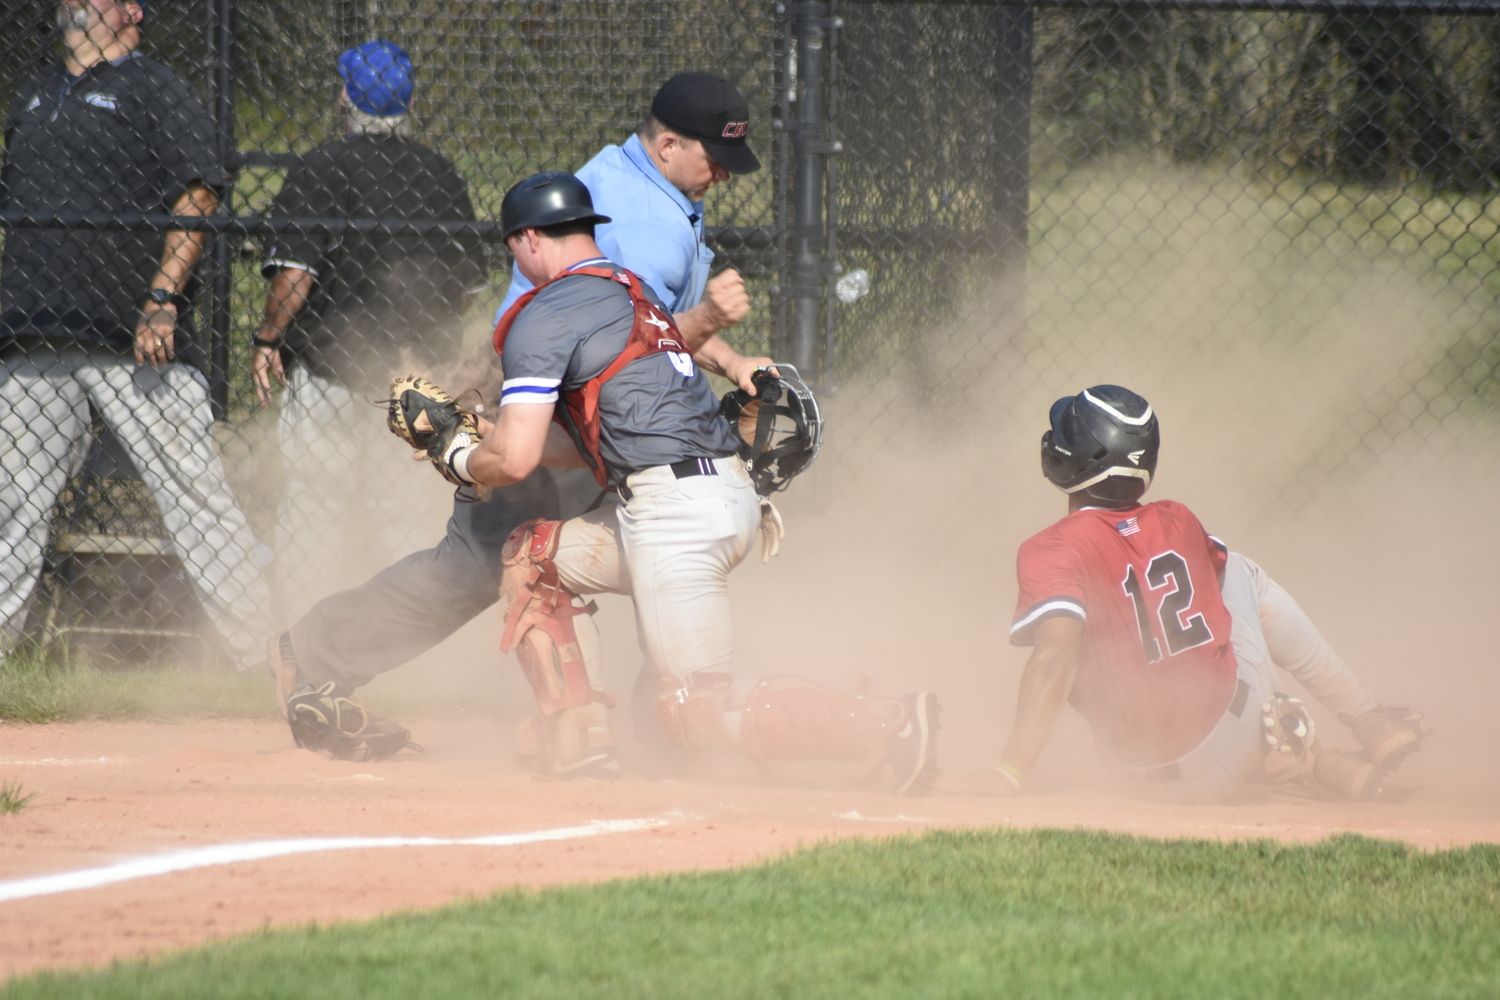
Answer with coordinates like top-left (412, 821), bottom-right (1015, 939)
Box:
top-left (0, 718), bottom-right (1495, 981)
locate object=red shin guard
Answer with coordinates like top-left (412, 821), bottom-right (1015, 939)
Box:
top-left (739, 678), bottom-right (905, 761)
top-left (501, 518), bottom-right (615, 771)
top-left (658, 674), bottom-right (905, 762)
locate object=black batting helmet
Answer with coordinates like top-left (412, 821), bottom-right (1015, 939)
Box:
top-left (500, 171), bottom-right (611, 239)
top-left (1041, 385), bottom-right (1159, 506)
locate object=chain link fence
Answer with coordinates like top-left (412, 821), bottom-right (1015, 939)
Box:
top-left (1019, 4), bottom-right (1500, 511)
top-left (3, 0), bottom-right (1498, 665)
top-left (834, 2), bottom-right (1500, 495)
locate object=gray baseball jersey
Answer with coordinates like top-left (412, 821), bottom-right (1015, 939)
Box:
top-left (499, 259), bottom-right (741, 484)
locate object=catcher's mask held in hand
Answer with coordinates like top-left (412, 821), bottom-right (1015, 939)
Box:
top-left (719, 364), bottom-right (823, 496)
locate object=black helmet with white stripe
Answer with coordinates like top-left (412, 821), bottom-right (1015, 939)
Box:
top-left (1041, 385), bottom-right (1159, 507)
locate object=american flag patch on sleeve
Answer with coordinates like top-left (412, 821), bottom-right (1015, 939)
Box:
top-left (1115, 517), bottom-right (1140, 537)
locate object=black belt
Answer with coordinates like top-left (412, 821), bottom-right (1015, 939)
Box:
top-left (616, 457), bottom-right (718, 502)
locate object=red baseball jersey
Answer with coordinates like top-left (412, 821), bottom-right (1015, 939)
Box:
top-left (1010, 500), bottom-right (1237, 766)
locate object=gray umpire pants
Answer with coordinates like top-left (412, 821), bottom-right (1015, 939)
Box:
top-left (287, 467), bottom-right (603, 692)
top-left (0, 343), bottom-right (274, 669)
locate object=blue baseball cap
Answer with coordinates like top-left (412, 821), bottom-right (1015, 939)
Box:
top-left (338, 41), bottom-right (413, 117)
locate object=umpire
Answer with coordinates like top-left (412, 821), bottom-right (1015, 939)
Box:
top-left (268, 73), bottom-right (769, 750)
top-left (494, 72), bottom-right (766, 390)
top-left (251, 40), bottom-right (488, 618)
top-left (0, 0), bottom-right (272, 668)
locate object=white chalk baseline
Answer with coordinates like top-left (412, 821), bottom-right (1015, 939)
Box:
top-left (0, 817), bottom-right (667, 904)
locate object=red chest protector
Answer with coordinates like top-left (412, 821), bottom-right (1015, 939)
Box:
top-left (492, 264), bottom-right (688, 487)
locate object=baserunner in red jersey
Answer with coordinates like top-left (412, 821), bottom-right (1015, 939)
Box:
top-left (994, 385), bottom-right (1431, 800)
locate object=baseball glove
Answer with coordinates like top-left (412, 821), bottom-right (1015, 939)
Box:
top-left (286, 682), bottom-right (417, 762)
top-left (1349, 705), bottom-right (1432, 771)
top-left (1259, 693), bottom-right (1318, 786)
top-left (387, 375), bottom-right (482, 487)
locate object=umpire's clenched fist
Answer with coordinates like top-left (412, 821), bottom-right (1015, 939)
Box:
top-left (702, 268), bottom-right (751, 330)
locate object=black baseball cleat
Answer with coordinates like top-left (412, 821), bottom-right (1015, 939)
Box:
top-left (556, 750), bottom-right (623, 782)
top-left (520, 747), bottom-right (623, 782)
top-left (890, 692), bottom-right (939, 797)
top-left (270, 632), bottom-right (417, 761)
top-left (516, 714), bottom-right (622, 782)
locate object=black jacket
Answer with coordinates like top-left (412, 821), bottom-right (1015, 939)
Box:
top-left (261, 134), bottom-right (486, 393)
top-left (1, 52), bottom-right (222, 360)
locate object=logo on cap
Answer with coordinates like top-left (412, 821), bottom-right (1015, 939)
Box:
top-left (721, 121), bottom-right (748, 139)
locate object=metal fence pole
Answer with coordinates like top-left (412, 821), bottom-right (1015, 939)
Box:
top-left (208, 0), bottom-right (235, 421)
top-left (772, 3), bottom-right (793, 363)
top-left (790, 1), bottom-right (833, 379)
top-left (994, 3), bottom-right (1033, 337)
top-left (824, 2), bottom-right (842, 377)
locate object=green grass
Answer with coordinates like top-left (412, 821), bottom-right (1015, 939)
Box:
top-left (0, 779), bottom-right (35, 815)
top-left (5, 828), bottom-right (1499, 998)
top-left (0, 645), bottom-right (277, 725)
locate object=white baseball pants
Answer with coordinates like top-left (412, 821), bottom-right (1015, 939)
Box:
top-left (0, 344), bottom-right (273, 669)
top-left (548, 455), bottom-right (763, 680)
top-left (1138, 551), bottom-right (1380, 796)
top-left (1224, 552), bottom-right (1379, 723)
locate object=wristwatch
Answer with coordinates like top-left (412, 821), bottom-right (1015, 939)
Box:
top-left (142, 288), bottom-right (187, 311)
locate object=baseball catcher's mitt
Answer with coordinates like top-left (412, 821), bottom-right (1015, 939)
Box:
top-left (387, 375), bottom-right (482, 487)
top-left (286, 682), bottom-right (417, 762)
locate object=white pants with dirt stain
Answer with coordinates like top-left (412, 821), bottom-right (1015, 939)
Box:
top-left (1141, 552), bottom-right (1380, 797)
top-left (0, 344), bottom-right (273, 669)
top-left (548, 455), bottom-right (762, 682)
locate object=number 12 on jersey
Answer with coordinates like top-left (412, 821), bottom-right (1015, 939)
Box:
top-left (1121, 550), bottom-right (1215, 663)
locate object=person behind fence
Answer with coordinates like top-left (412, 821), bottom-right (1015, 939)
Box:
top-left (251, 40), bottom-right (487, 619)
top-left (265, 72), bottom-right (776, 762)
top-left (0, 0), bottom-right (272, 668)
top-left (991, 385), bottom-right (1432, 801)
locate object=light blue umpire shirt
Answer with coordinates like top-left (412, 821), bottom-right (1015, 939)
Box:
top-left (494, 133), bottom-right (715, 319)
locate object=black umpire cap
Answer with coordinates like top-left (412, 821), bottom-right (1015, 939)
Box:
top-left (500, 171), bottom-right (612, 239)
top-left (651, 73), bottom-right (760, 175)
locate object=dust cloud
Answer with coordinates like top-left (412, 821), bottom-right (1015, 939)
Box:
top-left (367, 166), bottom-right (1500, 801)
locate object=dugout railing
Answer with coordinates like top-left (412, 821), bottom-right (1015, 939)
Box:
top-left (3, 0), bottom-right (1499, 662)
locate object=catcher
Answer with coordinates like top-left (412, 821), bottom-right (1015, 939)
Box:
top-left (389, 171), bottom-right (938, 793)
top-left (993, 385), bottom-right (1431, 801)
